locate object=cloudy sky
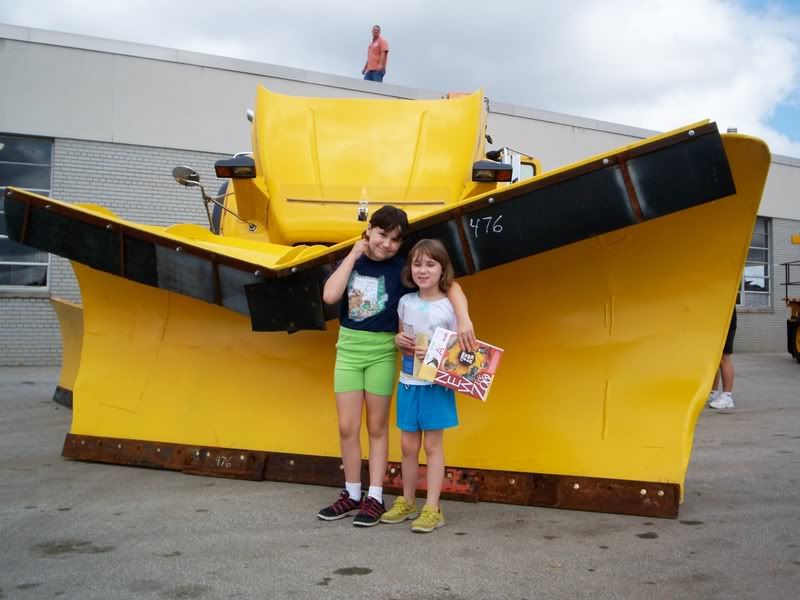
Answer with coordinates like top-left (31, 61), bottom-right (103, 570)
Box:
top-left (2, 0), bottom-right (799, 157)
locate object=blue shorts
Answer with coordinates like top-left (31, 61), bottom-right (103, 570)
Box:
top-left (364, 70), bottom-right (385, 82)
top-left (396, 383), bottom-right (458, 432)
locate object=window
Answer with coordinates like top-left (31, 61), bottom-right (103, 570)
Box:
top-left (737, 216), bottom-right (770, 309)
top-left (0, 135), bottom-right (52, 289)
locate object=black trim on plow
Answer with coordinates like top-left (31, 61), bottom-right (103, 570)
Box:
top-left (2, 124), bottom-right (735, 333)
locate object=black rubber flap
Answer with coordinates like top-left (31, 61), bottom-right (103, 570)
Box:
top-left (245, 276), bottom-right (326, 332)
top-left (219, 263), bottom-right (261, 316)
top-left (628, 132), bottom-right (736, 220)
top-left (463, 167), bottom-right (635, 272)
top-left (124, 236), bottom-right (158, 286)
top-left (4, 198), bottom-right (121, 275)
top-left (155, 245), bottom-right (216, 303)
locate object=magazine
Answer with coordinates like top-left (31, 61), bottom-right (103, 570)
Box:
top-left (417, 327), bottom-right (504, 401)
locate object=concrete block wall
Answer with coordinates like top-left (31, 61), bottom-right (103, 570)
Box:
top-left (0, 298), bottom-right (62, 366)
top-left (0, 138), bottom-right (227, 366)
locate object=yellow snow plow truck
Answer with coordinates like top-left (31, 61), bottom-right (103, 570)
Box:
top-left (5, 87), bottom-right (770, 518)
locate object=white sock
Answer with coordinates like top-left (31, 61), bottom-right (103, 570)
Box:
top-left (345, 482), bottom-right (362, 501)
top-left (367, 486), bottom-right (383, 503)
top-left (721, 392), bottom-right (733, 400)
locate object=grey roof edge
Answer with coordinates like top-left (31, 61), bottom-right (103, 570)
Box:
top-left (0, 22), bottom-right (656, 138)
top-left (772, 154), bottom-right (799, 167)
top-left (0, 22), bottom-right (431, 100)
top-left (486, 99), bottom-right (658, 138)
top-left (2, 22), bottom-right (797, 162)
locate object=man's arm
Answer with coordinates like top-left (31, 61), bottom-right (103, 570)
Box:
top-left (380, 40), bottom-right (389, 72)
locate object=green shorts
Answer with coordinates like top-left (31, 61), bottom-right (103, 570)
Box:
top-left (334, 327), bottom-right (397, 396)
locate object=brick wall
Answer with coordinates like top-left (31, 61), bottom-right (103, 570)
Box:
top-left (0, 138), bottom-right (226, 366)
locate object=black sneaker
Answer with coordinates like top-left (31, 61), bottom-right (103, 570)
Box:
top-left (317, 490), bottom-right (362, 521)
top-left (352, 495), bottom-right (385, 527)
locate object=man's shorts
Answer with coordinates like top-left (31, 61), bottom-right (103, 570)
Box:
top-left (334, 326), bottom-right (397, 396)
top-left (723, 308), bottom-right (737, 355)
top-left (364, 70), bottom-right (385, 82)
top-left (396, 383), bottom-right (458, 432)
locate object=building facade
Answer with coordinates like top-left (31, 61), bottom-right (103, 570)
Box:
top-left (1, 24), bottom-right (799, 365)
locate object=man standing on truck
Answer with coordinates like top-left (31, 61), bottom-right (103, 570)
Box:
top-left (362, 25), bottom-right (389, 82)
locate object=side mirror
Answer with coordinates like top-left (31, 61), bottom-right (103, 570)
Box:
top-left (172, 166), bottom-right (201, 186)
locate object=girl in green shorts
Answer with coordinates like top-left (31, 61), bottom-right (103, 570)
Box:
top-left (317, 206), bottom-right (474, 527)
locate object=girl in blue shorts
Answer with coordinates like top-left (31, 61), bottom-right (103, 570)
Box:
top-left (318, 209), bottom-right (474, 527)
top-left (381, 238), bottom-right (465, 533)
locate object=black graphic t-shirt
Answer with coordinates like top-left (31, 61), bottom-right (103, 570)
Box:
top-left (338, 255), bottom-right (411, 333)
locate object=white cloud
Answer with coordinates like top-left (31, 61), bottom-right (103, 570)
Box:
top-left (1, 0), bottom-right (799, 156)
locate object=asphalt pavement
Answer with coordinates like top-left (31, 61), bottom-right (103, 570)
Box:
top-left (0, 353), bottom-right (798, 600)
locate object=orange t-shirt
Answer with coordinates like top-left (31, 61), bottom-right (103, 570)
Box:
top-left (366, 36), bottom-right (389, 71)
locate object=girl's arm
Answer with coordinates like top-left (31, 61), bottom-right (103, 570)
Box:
top-left (447, 282), bottom-right (476, 351)
top-left (322, 240), bottom-right (368, 305)
top-left (395, 298), bottom-right (415, 353)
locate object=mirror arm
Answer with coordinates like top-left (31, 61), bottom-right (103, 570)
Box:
top-left (202, 191), bottom-right (257, 233)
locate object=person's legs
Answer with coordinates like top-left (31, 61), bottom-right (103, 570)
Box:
top-left (410, 386), bottom-right (454, 533)
top-left (350, 355), bottom-right (395, 527)
top-left (720, 353), bottom-right (734, 393)
top-left (423, 429), bottom-right (444, 508)
top-left (709, 366), bottom-right (721, 404)
top-left (336, 390), bottom-right (365, 484)
top-left (382, 385), bottom-right (422, 524)
top-left (709, 353), bottom-right (735, 409)
top-left (318, 386), bottom-right (365, 520)
top-left (364, 391), bottom-right (391, 489)
top-left (710, 310), bottom-right (736, 408)
top-left (401, 430), bottom-right (421, 500)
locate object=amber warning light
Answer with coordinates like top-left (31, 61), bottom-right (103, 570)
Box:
top-left (471, 160), bottom-right (513, 183)
top-left (215, 155), bottom-right (256, 178)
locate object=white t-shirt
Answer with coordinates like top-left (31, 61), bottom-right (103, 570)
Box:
top-left (397, 293), bottom-right (456, 385)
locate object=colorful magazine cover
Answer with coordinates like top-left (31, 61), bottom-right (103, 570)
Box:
top-left (418, 327), bottom-right (504, 401)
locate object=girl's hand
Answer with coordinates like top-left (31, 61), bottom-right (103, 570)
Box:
top-left (414, 344), bottom-right (428, 359)
top-left (395, 332), bottom-right (415, 353)
top-left (457, 316), bottom-right (477, 352)
top-left (349, 239), bottom-right (369, 260)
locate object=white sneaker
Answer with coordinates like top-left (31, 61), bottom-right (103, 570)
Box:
top-left (707, 390), bottom-right (720, 405)
top-left (709, 393), bottom-right (734, 410)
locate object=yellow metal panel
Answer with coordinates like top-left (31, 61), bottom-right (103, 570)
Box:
top-left (253, 87), bottom-right (485, 244)
top-left (50, 297), bottom-right (83, 393)
top-left (67, 134), bottom-right (769, 498)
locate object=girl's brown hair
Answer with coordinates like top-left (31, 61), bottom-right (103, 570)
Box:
top-left (401, 238), bottom-right (455, 292)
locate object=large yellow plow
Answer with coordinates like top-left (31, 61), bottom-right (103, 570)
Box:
top-left (5, 89), bottom-right (769, 517)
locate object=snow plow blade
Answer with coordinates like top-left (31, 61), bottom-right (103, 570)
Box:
top-left (3, 100), bottom-right (769, 517)
top-left (50, 297), bottom-right (83, 409)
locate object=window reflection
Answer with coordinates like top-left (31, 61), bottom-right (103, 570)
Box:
top-left (0, 136), bottom-right (53, 289)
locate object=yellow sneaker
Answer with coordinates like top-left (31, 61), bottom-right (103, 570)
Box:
top-left (410, 504), bottom-right (445, 533)
top-left (380, 496), bottom-right (418, 524)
